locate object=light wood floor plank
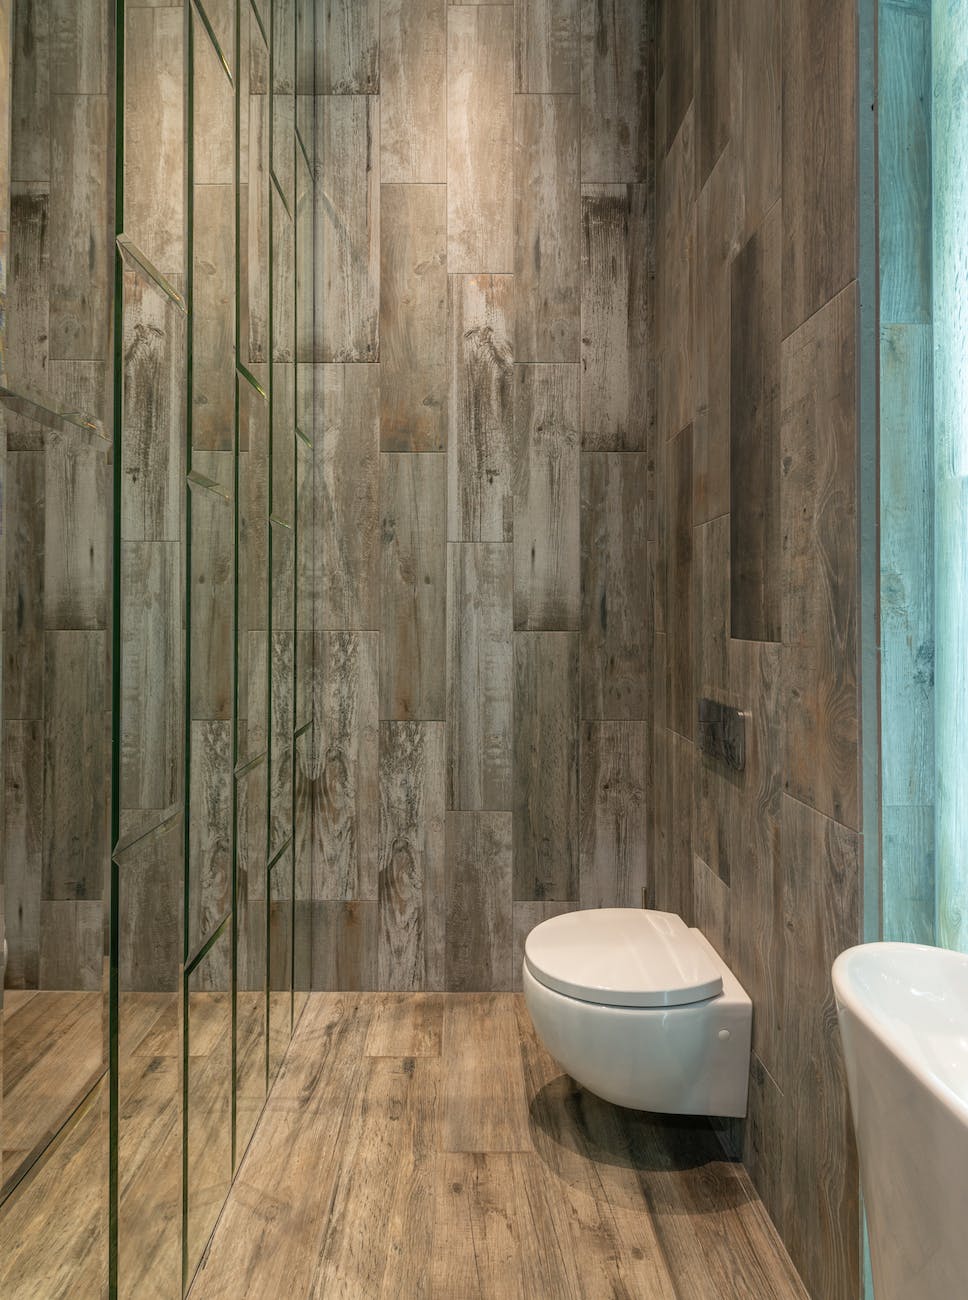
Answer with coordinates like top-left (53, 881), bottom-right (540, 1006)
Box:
top-left (363, 992), bottom-right (444, 1058)
top-left (438, 994), bottom-right (532, 1154)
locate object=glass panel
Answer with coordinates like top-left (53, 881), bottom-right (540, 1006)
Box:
top-left (185, 925), bottom-right (232, 1283)
top-left (296, 435), bottom-right (313, 730)
top-left (245, 7), bottom-right (270, 370)
top-left (268, 847), bottom-right (293, 1084)
top-left (296, 146), bottom-right (314, 368)
top-left (117, 813), bottom-right (184, 1300)
top-left (271, 358), bottom-right (295, 524)
top-left (235, 758), bottom-right (268, 1160)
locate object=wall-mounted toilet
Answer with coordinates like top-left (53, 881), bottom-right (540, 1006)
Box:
top-left (522, 908), bottom-right (752, 1117)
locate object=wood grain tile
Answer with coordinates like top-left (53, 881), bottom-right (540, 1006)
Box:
top-left (446, 543), bottom-right (513, 811)
top-left (6, 190), bottom-right (49, 393)
top-left (513, 93), bottom-right (580, 363)
top-left (123, 6), bottom-right (185, 278)
top-left (313, 632), bottom-right (380, 901)
top-left (316, 95), bottom-right (379, 362)
top-left (447, 4), bottom-right (513, 273)
top-left (43, 432), bottom-right (109, 631)
top-left (580, 184), bottom-right (650, 450)
top-left (380, 0), bottom-right (447, 184)
top-left (444, 812), bottom-right (513, 991)
top-left (380, 184), bottom-right (448, 451)
top-left (512, 632), bottom-right (579, 901)
top-left (318, 0), bottom-right (379, 94)
top-left (439, 994), bottom-right (532, 1152)
top-left (657, 0), bottom-right (692, 157)
top-left (730, 202), bottom-right (782, 643)
top-left (380, 453), bottom-right (447, 721)
top-left (694, 145), bottom-right (743, 525)
top-left (363, 992), bottom-right (443, 1057)
top-left (779, 796), bottom-right (860, 1300)
top-left (378, 721), bottom-right (447, 990)
top-left (781, 0), bottom-right (856, 335)
top-left (120, 543), bottom-right (182, 812)
top-left (11, 0), bottom-right (51, 185)
top-left (3, 720), bottom-right (43, 989)
top-left (580, 452), bottom-right (650, 720)
top-left (42, 631), bottom-right (106, 903)
top-left (580, 0), bottom-right (653, 181)
top-left (695, 0), bottom-right (729, 190)
top-left (579, 721), bottom-right (648, 908)
top-left (514, 0), bottom-right (577, 94)
top-left (4, 448), bottom-right (45, 720)
top-left (188, 720), bottom-right (233, 956)
top-left (448, 274), bottom-right (513, 542)
top-left (665, 421), bottom-right (696, 738)
top-left (780, 285), bottom-right (858, 828)
top-left (511, 363), bottom-right (580, 630)
top-left (318, 363), bottom-right (380, 629)
top-left (310, 902), bottom-right (379, 990)
top-left (655, 103), bottom-right (694, 440)
top-left (732, 0), bottom-right (780, 245)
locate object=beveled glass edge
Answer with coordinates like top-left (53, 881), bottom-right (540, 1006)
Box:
top-left (0, 383), bottom-right (107, 441)
top-left (112, 804), bottom-right (183, 866)
top-left (235, 747), bottom-right (268, 780)
top-left (270, 170), bottom-right (294, 224)
top-left (237, 361), bottom-right (268, 400)
top-left (295, 124), bottom-right (312, 176)
top-left (187, 467), bottom-right (234, 502)
top-left (267, 834), bottom-right (294, 876)
top-left (191, 0), bottom-right (234, 85)
top-left (184, 909), bottom-right (232, 979)
top-left (249, 0), bottom-right (268, 50)
top-left (268, 512), bottom-right (293, 531)
top-left (118, 234), bottom-right (188, 314)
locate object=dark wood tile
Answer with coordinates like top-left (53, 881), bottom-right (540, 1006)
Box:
top-left (780, 285), bottom-right (858, 828)
top-left (448, 274), bottom-right (513, 541)
top-left (310, 901), bottom-right (379, 991)
top-left (4, 448), bottom-right (45, 721)
top-left (730, 202), bottom-right (782, 643)
top-left (42, 631), bottom-right (106, 903)
top-left (512, 633), bottom-right (579, 902)
top-left (778, 796), bottom-right (860, 1300)
top-left (655, 104), bottom-right (694, 440)
top-left (380, 0), bottom-right (447, 184)
top-left (580, 452), bottom-right (650, 720)
top-left (380, 184), bottom-right (448, 451)
top-left (318, 0), bottom-right (379, 93)
top-left (580, 184), bottom-right (650, 451)
top-left (379, 453), bottom-right (447, 721)
top-left (513, 93), bottom-right (580, 363)
top-left (781, 0), bottom-right (856, 335)
top-left (313, 632), bottom-right (380, 901)
top-left (378, 721), bottom-right (447, 991)
top-left (316, 95), bottom-right (379, 362)
top-left (515, 0), bottom-right (578, 94)
top-left (446, 543), bottom-right (513, 812)
top-left (695, 0), bottom-right (729, 189)
top-left (318, 364), bottom-right (381, 631)
top-left (657, 0), bottom-right (692, 156)
top-left (445, 812), bottom-right (513, 991)
top-left (579, 721), bottom-right (648, 908)
top-left (665, 428), bottom-right (693, 738)
top-left (447, 5), bottom-right (513, 273)
top-left (694, 145), bottom-right (743, 525)
top-left (580, 0), bottom-right (653, 182)
top-left (732, 0), bottom-right (780, 244)
top-left (512, 363), bottom-right (580, 631)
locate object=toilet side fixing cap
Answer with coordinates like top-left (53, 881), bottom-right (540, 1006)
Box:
top-left (524, 908), bottom-right (725, 1008)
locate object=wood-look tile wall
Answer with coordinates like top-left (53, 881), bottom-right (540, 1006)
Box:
top-left (3, 0), bottom-right (113, 995)
top-left (652, 4), bottom-right (862, 1298)
top-left (311, 0), bottom-right (654, 994)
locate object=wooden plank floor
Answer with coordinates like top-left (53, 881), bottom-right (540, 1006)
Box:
top-left (190, 994), bottom-right (809, 1300)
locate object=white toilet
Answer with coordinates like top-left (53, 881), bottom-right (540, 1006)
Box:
top-left (522, 908), bottom-right (752, 1117)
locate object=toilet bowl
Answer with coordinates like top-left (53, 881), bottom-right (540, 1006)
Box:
top-left (522, 908), bottom-right (752, 1117)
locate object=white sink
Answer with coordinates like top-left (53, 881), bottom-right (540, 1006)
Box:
top-left (833, 942), bottom-right (968, 1300)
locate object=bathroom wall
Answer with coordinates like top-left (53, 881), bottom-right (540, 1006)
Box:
top-left (3, 0), bottom-right (114, 995)
top-left (652, 3), bottom-right (861, 1298)
top-left (310, 0), bottom-right (654, 993)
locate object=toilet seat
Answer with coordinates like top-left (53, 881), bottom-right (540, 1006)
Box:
top-left (524, 908), bottom-right (724, 1008)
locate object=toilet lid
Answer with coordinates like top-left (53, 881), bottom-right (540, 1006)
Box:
top-left (524, 909), bottom-right (724, 1008)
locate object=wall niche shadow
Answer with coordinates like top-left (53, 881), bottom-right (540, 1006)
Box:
top-left (527, 1072), bottom-right (754, 1214)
